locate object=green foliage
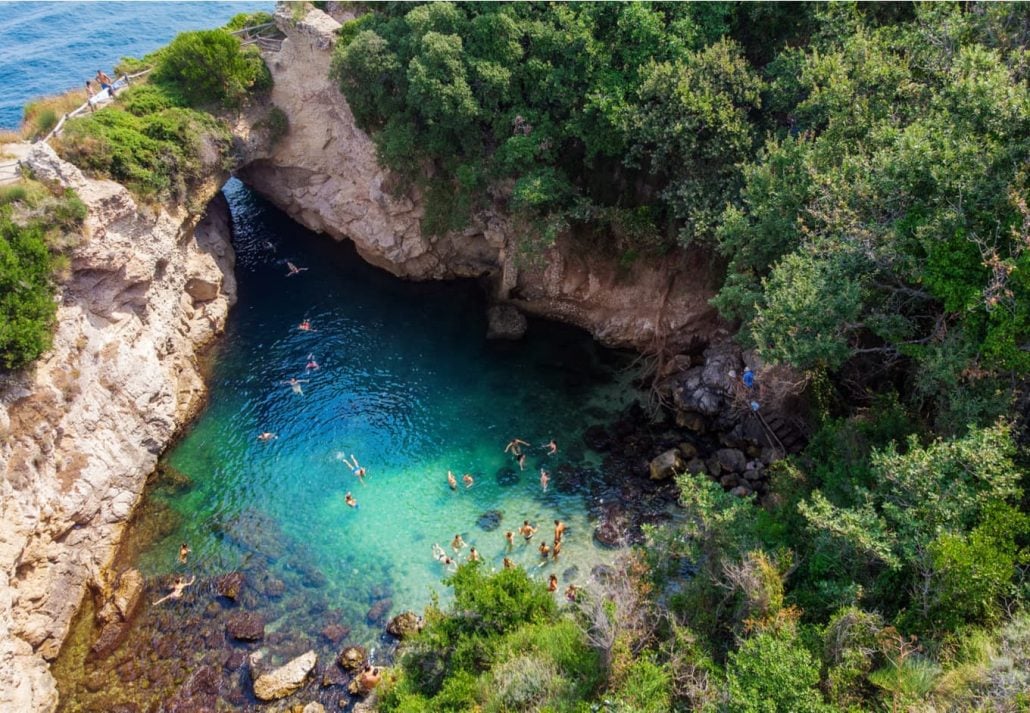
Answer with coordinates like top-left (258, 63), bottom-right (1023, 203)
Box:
top-left (224, 11), bottom-right (274, 32)
top-left (255, 105), bottom-right (289, 145)
top-left (0, 183), bottom-right (86, 369)
top-left (152, 29), bottom-right (270, 108)
top-left (119, 83), bottom-right (177, 117)
top-left (56, 106), bottom-right (231, 202)
top-left (726, 627), bottom-right (830, 713)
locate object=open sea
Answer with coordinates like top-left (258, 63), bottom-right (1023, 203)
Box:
top-left (0, 1), bottom-right (273, 129)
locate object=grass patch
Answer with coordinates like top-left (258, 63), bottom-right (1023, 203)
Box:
top-left (22, 89), bottom-right (88, 140)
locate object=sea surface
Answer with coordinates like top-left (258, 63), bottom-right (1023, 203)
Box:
top-left (0, 1), bottom-right (272, 130)
top-left (53, 180), bottom-right (645, 710)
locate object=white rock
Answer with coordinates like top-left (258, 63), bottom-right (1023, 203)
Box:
top-left (252, 650), bottom-right (317, 701)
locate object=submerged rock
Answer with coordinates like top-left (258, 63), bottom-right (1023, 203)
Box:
top-left (386, 611), bottom-right (423, 639)
top-left (321, 623), bottom-right (350, 645)
top-left (593, 521), bottom-right (623, 548)
top-left (476, 509), bottom-right (503, 531)
top-left (486, 304), bottom-right (527, 340)
top-left (366, 598), bottom-right (392, 625)
top-left (495, 466), bottom-right (519, 487)
top-left (226, 612), bottom-right (265, 642)
top-left (252, 650), bottom-right (317, 701)
top-left (216, 572), bottom-right (245, 601)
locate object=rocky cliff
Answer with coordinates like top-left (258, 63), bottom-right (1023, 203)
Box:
top-left (238, 5), bottom-right (732, 352)
top-left (0, 144), bottom-right (236, 713)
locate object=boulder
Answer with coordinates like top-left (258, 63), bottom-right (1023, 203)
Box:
top-left (226, 612), bottom-right (265, 642)
top-left (321, 623), bottom-right (350, 645)
top-left (495, 466), bottom-right (519, 487)
top-left (185, 276), bottom-right (220, 302)
top-left (321, 664), bottom-right (348, 687)
top-left (677, 442), bottom-right (698, 460)
top-left (716, 448), bottom-right (747, 473)
top-left (684, 458), bottom-right (706, 475)
top-left (338, 645), bottom-right (367, 672)
top-left (675, 411), bottom-right (707, 433)
top-left (593, 521), bottom-right (622, 548)
top-left (366, 598), bottom-right (392, 625)
top-left (486, 304), bottom-right (527, 340)
top-left (742, 468), bottom-right (762, 482)
top-left (252, 650), bottom-right (317, 701)
top-left (476, 509), bottom-right (503, 532)
top-left (730, 486), bottom-right (753, 498)
top-left (386, 611), bottom-right (423, 639)
top-left (96, 569), bottom-right (144, 627)
top-left (302, 704), bottom-right (326, 713)
top-left (216, 572), bottom-right (245, 601)
top-left (649, 449), bottom-right (684, 480)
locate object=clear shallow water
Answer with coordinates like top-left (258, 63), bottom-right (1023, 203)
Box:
top-left (0, 1), bottom-right (272, 129)
top-left (136, 180), bottom-right (639, 640)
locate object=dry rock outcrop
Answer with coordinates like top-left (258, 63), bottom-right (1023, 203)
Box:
top-left (0, 143), bottom-right (235, 713)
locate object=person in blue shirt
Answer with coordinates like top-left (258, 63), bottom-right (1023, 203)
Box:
top-left (743, 367), bottom-right (755, 389)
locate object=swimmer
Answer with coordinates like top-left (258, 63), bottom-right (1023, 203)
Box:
top-left (503, 557), bottom-right (514, 570)
top-left (257, 432), bottom-right (277, 442)
top-left (298, 319), bottom-right (313, 331)
top-left (517, 453), bottom-right (526, 471)
top-left (341, 454), bottom-right (366, 481)
top-left (540, 468), bottom-right (550, 492)
top-left (432, 543), bottom-right (447, 561)
top-left (153, 575), bottom-right (196, 605)
top-left (285, 261), bottom-right (308, 277)
top-left (442, 556), bottom-right (457, 571)
top-left (345, 492), bottom-right (357, 507)
top-left (468, 547), bottom-right (481, 563)
top-left (282, 377), bottom-right (307, 395)
top-left (504, 531), bottom-right (514, 550)
top-left (358, 664), bottom-right (382, 692)
top-left (548, 574), bottom-right (558, 592)
top-left (554, 520), bottom-right (566, 543)
top-left (538, 541), bottom-right (550, 558)
top-left (451, 533), bottom-right (466, 551)
top-left (263, 240), bottom-right (276, 252)
top-left (447, 470), bottom-right (457, 490)
top-left (519, 520), bottom-right (537, 541)
top-left (504, 438), bottom-right (530, 456)
top-left (565, 584), bottom-right (579, 602)
top-left (463, 473), bottom-right (474, 489)
top-left (552, 539), bottom-right (562, 561)
top-left (305, 354), bottom-right (320, 370)
top-left (178, 542), bottom-right (191, 564)
top-left (545, 439), bottom-right (558, 455)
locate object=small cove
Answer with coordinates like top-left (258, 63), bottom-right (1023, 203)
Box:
top-left (54, 179), bottom-right (657, 710)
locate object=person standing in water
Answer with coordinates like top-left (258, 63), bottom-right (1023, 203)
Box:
top-left (545, 439), bottom-right (558, 455)
top-left (554, 520), bottom-right (566, 543)
top-left (154, 576), bottom-right (195, 605)
top-left (451, 533), bottom-right (466, 551)
top-left (517, 453), bottom-right (527, 471)
top-left (551, 539), bottom-right (562, 561)
top-left (447, 470), bottom-right (457, 490)
top-left (548, 574), bottom-right (558, 592)
top-left (468, 547), bottom-right (481, 563)
top-left (178, 542), bottom-right (191, 565)
top-left (538, 541), bottom-right (550, 558)
top-left (504, 438), bottom-right (529, 456)
top-left (519, 520), bottom-right (537, 541)
top-left (463, 473), bottom-right (474, 489)
top-left (503, 557), bottom-right (515, 569)
top-left (540, 468), bottom-right (550, 492)
top-left (504, 531), bottom-right (514, 550)
top-left (565, 584), bottom-right (579, 602)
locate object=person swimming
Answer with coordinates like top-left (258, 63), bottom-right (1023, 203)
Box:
top-left (538, 541), bottom-right (550, 558)
top-left (447, 470), bottom-right (457, 490)
top-left (298, 319), bottom-right (313, 331)
top-left (257, 432), bottom-right (277, 442)
top-left (519, 520), bottom-right (537, 541)
top-left (341, 454), bottom-right (366, 480)
top-left (545, 439), bottom-right (558, 455)
top-left (154, 575), bottom-right (196, 605)
top-left (548, 574), bottom-right (558, 592)
top-left (345, 492), bottom-right (357, 508)
top-left (517, 453), bottom-right (526, 471)
top-left (285, 261), bottom-right (308, 277)
top-left (505, 531), bottom-right (514, 550)
top-left (306, 354), bottom-right (320, 370)
top-left (463, 473), bottom-right (474, 489)
top-left (503, 557), bottom-right (514, 569)
top-left (468, 547), bottom-right (481, 562)
top-left (554, 520), bottom-right (566, 543)
top-left (178, 542), bottom-right (191, 564)
top-left (540, 468), bottom-right (550, 491)
top-left (504, 438), bottom-right (529, 456)
top-left (451, 533), bottom-right (466, 551)
top-left (282, 377), bottom-right (307, 395)
top-left (432, 543), bottom-right (447, 561)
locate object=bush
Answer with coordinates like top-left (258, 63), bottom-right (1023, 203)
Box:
top-left (726, 628), bottom-right (830, 713)
top-left (152, 29), bottom-right (270, 108)
top-left (119, 83), bottom-right (177, 117)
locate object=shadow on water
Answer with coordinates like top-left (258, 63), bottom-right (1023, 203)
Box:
top-left (53, 179), bottom-right (658, 712)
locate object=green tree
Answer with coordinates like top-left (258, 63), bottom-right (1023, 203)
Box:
top-left (153, 29), bottom-right (270, 108)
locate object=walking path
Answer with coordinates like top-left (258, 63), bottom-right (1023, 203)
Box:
top-left (0, 142), bottom-right (32, 185)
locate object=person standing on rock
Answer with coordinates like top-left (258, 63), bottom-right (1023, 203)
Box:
top-left (178, 542), bottom-right (191, 565)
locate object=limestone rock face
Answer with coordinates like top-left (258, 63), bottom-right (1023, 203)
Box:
top-left (238, 5), bottom-right (731, 352)
top-left (252, 650), bottom-right (317, 701)
top-left (0, 144), bottom-right (235, 713)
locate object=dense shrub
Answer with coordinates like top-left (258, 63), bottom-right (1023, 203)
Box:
top-left (152, 29), bottom-right (270, 108)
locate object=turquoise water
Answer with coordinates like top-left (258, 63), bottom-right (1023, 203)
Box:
top-left (0, 1), bottom-right (272, 129)
top-left (138, 180), bottom-right (639, 643)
